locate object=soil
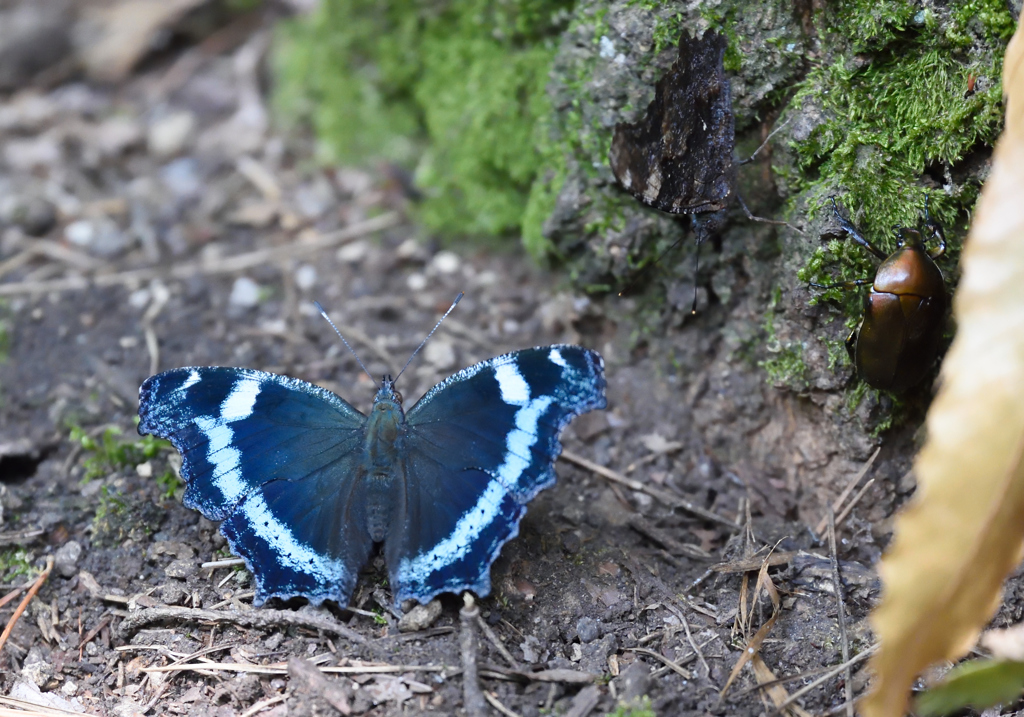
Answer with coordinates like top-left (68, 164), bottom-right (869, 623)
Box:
top-left (0, 5), bottom-right (993, 717)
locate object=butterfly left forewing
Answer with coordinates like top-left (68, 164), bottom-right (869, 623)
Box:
top-left (138, 367), bottom-right (374, 605)
top-left (387, 345), bottom-right (606, 604)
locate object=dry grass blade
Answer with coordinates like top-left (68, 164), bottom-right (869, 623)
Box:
top-left (143, 661), bottom-right (446, 675)
top-left (0, 212), bottom-right (401, 296)
top-left (720, 552), bottom-right (782, 697)
top-left (559, 449), bottom-right (740, 529)
top-left (863, 20), bottom-right (1024, 717)
top-left (626, 647), bottom-right (693, 679)
top-left (238, 694), bottom-right (287, 717)
top-left (0, 695), bottom-right (98, 716)
top-left (118, 605), bottom-right (366, 644)
top-left (484, 691), bottom-right (523, 717)
top-left (751, 654), bottom-right (813, 717)
top-left (814, 447), bottom-right (880, 535)
top-left (771, 645), bottom-right (877, 716)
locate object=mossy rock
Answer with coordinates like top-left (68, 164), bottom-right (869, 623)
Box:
top-left (272, 0), bottom-right (1012, 425)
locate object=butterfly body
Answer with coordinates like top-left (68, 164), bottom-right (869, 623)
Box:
top-left (138, 345), bottom-right (606, 608)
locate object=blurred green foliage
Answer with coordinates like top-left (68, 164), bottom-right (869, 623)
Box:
top-left (274, 0), bottom-right (573, 237)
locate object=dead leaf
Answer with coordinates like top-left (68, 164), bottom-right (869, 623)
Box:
top-left (863, 20), bottom-right (1024, 717)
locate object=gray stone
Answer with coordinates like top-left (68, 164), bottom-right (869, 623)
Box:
top-left (164, 559), bottom-right (197, 580)
top-left (576, 616), bottom-right (600, 643)
top-left (53, 540), bottom-right (83, 578)
top-left (579, 633), bottom-right (618, 675)
top-left (20, 646), bottom-right (52, 687)
top-left (13, 197), bottom-right (56, 237)
top-left (614, 660), bottom-right (651, 703)
top-left (397, 599), bottom-right (442, 632)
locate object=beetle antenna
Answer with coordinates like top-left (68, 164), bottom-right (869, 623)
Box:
top-left (313, 301), bottom-right (375, 383)
top-left (394, 292), bottom-right (464, 383)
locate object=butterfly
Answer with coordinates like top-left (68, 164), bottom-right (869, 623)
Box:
top-left (138, 336), bottom-right (606, 608)
top-left (609, 29), bottom-right (734, 216)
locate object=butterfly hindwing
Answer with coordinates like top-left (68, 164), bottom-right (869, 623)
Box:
top-left (138, 367), bottom-right (372, 604)
top-left (386, 345), bottom-right (607, 604)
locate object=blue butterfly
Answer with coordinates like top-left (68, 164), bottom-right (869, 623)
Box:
top-left (138, 336), bottom-right (606, 608)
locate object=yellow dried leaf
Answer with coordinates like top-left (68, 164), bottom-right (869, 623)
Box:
top-left (863, 20), bottom-right (1024, 717)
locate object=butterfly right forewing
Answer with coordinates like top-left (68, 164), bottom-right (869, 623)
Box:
top-left (386, 346), bottom-right (607, 605)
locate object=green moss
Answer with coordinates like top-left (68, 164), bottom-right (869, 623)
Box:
top-left (274, 0), bottom-right (572, 238)
top-left (156, 470), bottom-right (184, 501)
top-left (608, 697), bottom-right (656, 717)
top-left (759, 288), bottom-right (809, 389)
top-left (70, 424), bottom-right (170, 481)
top-left (0, 548), bottom-right (36, 582)
top-left (92, 486), bottom-right (160, 545)
top-left (790, 0), bottom-right (1009, 285)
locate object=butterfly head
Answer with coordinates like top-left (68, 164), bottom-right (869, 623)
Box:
top-left (373, 375), bottom-right (404, 408)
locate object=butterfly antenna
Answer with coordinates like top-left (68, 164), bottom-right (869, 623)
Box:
top-left (313, 301), bottom-right (375, 383)
top-left (394, 292), bottom-right (464, 383)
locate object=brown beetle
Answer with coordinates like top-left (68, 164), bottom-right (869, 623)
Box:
top-left (812, 198), bottom-right (947, 392)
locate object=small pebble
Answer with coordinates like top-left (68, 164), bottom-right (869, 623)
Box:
top-left (294, 264), bottom-right (317, 291)
top-left (128, 288), bottom-right (151, 310)
top-left (148, 111), bottom-right (196, 158)
top-left (53, 540), bottom-right (82, 578)
top-left (161, 157), bottom-right (202, 198)
top-left (337, 240), bottom-right (369, 263)
top-left (164, 559), bottom-right (197, 580)
top-left (430, 250), bottom-right (460, 274)
top-left (230, 277), bottom-right (261, 308)
top-left (423, 339), bottom-right (456, 371)
top-left (406, 273), bottom-right (428, 292)
top-left (15, 197), bottom-right (56, 236)
top-left (395, 238), bottom-right (426, 261)
top-left (398, 599), bottom-right (442, 632)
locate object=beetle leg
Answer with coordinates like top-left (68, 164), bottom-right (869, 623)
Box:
top-left (810, 278), bottom-right (873, 291)
top-left (922, 195), bottom-right (947, 258)
top-left (829, 197), bottom-right (889, 260)
top-left (845, 328), bottom-right (857, 362)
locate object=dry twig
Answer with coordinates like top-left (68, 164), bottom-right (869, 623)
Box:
top-left (827, 511), bottom-right (854, 717)
top-left (814, 447), bottom-right (880, 536)
top-left (560, 450), bottom-right (739, 530)
top-left (118, 605), bottom-right (365, 644)
top-left (477, 616), bottom-right (521, 669)
top-left (834, 478), bottom-right (876, 529)
top-left (459, 594), bottom-right (488, 717)
top-left (238, 694), bottom-right (288, 717)
top-left (0, 213), bottom-right (401, 296)
top-left (626, 647), bottom-right (692, 679)
top-left (627, 515), bottom-right (712, 560)
top-left (144, 661), bottom-right (446, 675)
top-left (484, 691), bottom-right (522, 717)
top-left (769, 645), bottom-right (878, 716)
top-left (0, 556), bottom-right (53, 655)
